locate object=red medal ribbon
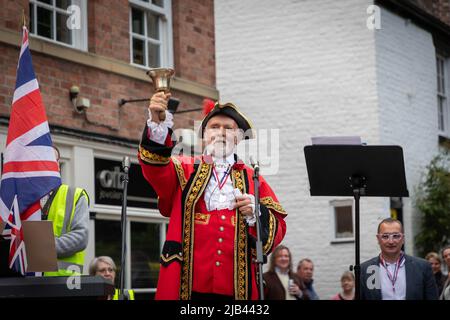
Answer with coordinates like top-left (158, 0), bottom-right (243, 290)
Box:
top-left (212, 164), bottom-right (231, 190)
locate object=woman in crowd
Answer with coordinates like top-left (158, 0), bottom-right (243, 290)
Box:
top-left (263, 245), bottom-right (306, 300)
top-left (89, 256), bottom-right (135, 300)
top-left (440, 246), bottom-right (450, 300)
top-left (331, 271), bottom-right (355, 300)
top-left (425, 251), bottom-right (446, 296)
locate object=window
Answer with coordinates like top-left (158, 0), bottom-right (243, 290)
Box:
top-left (130, 222), bottom-right (160, 290)
top-left (437, 55), bottom-right (449, 137)
top-left (29, 0), bottom-right (88, 51)
top-left (330, 200), bottom-right (354, 242)
top-left (129, 0), bottom-right (173, 68)
top-left (95, 217), bottom-right (166, 300)
top-left (58, 161), bottom-right (69, 184)
top-left (55, 145), bottom-right (72, 186)
top-left (95, 219), bottom-right (122, 274)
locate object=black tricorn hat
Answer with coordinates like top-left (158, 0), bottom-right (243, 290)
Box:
top-left (200, 101), bottom-right (255, 139)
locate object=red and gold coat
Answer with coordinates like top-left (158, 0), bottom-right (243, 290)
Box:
top-left (138, 125), bottom-right (287, 300)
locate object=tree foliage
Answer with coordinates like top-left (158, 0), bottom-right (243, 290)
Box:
top-left (415, 153), bottom-right (450, 257)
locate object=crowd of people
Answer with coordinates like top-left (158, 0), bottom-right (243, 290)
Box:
top-left (89, 230), bottom-right (450, 301)
top-left (425, 246), bottom-right (450, 299)
top-left (264, 218), bottom-right (450, 300)
top-left (263, 244), bottom-right (352, 300)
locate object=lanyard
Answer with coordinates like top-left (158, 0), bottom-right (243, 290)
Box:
top-left (212, 165), bottom-right (231, 190)
top-left (380, 253), bottom-right (405, 293)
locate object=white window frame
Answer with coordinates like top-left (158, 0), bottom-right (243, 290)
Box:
top-left (93, 207), bottom-right (168, 296)
top-left (129, 0), bottom-right (174, 69)
top-left (330, 199), bottom-right (355, 243)
top-left (56, 144), bottom-right (73, 186)
top-left (437, 54), bottom-right (449, 138)
top-left (29, 0), bottom-right (88, 51)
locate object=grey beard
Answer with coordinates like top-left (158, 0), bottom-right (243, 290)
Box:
top-left (205, 141), bottom-right (235, 158)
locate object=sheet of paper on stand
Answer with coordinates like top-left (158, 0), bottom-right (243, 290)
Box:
top-left (22, 221), bottom-right (58, 272)
top-left (311, 136), bottom-right (362, 145)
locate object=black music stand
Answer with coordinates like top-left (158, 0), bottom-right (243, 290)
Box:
top-left (304, 145), bottom-right (409, 300)
top-left (0, 276), bottom-right (114, 299)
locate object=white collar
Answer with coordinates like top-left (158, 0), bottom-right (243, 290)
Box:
top-left (380, 253), bottom-right (406, 267)
top-left (275, 267), bottom-right (289, 275)
top-left (203, 150), bottom-right (236, 167)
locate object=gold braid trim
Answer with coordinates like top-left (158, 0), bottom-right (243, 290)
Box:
top-left (233, 170), bottom-right (245, 192)
top-left (139, 146), bottom-right (170, 165)
top-left (194, 213), bottom-right (210, 225)
top-left (172, 157), bottom-right (187, 190)
top-left (260, 197), bottom-right (287, 216)
top-left (263, 212), bottom-right (277, 255)
top-left (160, 254), bottom-right (183, 263)
top-left (180, 163), bottom-right (212, 300)
top-left (232, 169), bottom-right (248, 300)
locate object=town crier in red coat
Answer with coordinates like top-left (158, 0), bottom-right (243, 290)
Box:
top-left (139, 92), bottom-right (287, 300)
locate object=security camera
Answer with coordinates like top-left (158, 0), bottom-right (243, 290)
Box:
top-left (75, 98), bottom-right (90, 113)
top-left (69, 85), bottom-right (90, 113)
top-left (69, 85), bottom-right (80, 100)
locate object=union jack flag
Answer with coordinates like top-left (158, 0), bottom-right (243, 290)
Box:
top-left (0, 26), bottom-right (61, 275)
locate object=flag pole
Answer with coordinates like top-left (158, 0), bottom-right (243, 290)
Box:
top-left (21, 9), bottom-right (27, 29)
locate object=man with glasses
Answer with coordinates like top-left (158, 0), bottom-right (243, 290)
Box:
top-left (360, 218), bottom-right (438, 300)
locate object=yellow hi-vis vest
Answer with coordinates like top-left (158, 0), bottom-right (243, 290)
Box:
top-left (113, 289), bottom-right (135, 300)
top-left (44, 184), bottom-right (89, 277)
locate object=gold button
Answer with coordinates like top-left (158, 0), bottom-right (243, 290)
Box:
top-left (217, 250), bottom-right (222, 255)
top-left (221, 215), bottom-right (226, 220)
top-left (218, 238), bottom-right (223, 243)
top-left (219, 226), bottom-right (224, 232)
top-left (216, 261), bottom-right (220, 267)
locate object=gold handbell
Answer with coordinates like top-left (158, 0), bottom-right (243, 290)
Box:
top-left (146, 68), bottom-right (175, 121)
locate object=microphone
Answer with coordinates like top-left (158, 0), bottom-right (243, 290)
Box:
top-left (250, 156), bottom-right (259, 169)
top-left (250, 156), bottom-right (259, 174)
top-left (122, 156), bottom-right (130, 173)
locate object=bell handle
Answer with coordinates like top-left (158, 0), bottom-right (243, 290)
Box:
top-left (155, 89), bottom-right (168, 121)
top-left (158, 110), bottom-right (166, 121)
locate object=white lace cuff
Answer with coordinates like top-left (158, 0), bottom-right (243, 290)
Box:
top-left (146, 110), bottom-right (174, 145)
top-left (244, 193), bottom-right (261, 227)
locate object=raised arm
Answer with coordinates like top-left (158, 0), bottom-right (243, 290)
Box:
top-left (138, 92), bottom-right (184, 217)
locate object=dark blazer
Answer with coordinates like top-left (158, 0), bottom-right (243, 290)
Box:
top-left (434, 271), bottom-right (447, 296)
top-left (360, 254), bottom-right (438, 300)
top-left (263, 271), bottom-right (304, 300)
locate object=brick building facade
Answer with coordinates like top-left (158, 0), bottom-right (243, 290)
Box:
top-left (0, 0), bottom-right (217, 138)
top-left (0, 0), bottom-right (218, 299)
